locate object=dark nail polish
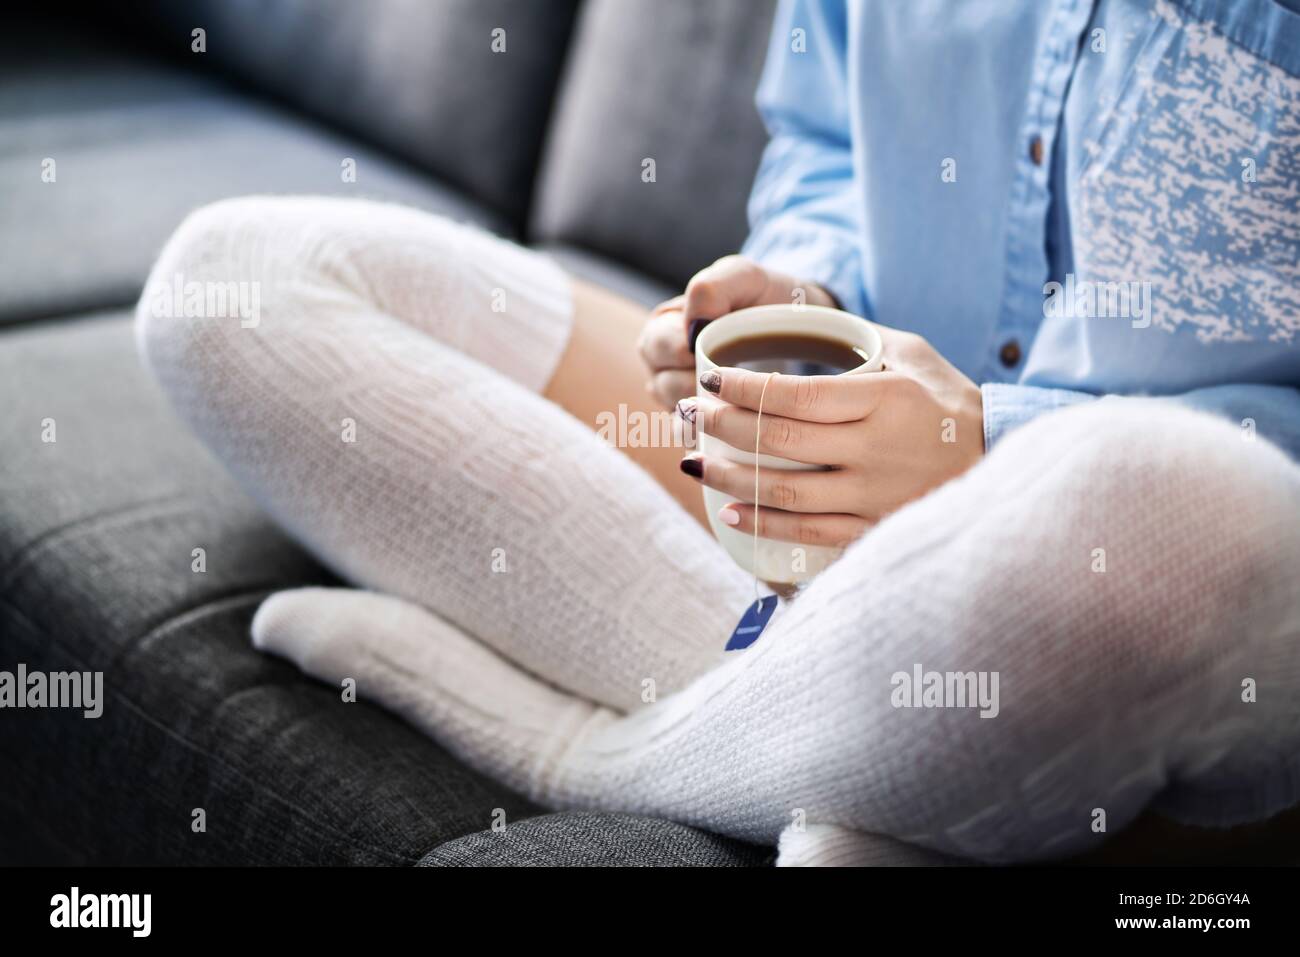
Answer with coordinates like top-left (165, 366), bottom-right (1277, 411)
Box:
top-left (699, 370), bottom-right (722, 394)
top-left (687, 318), bottom-right (708, 354)
top-left (675, 397), bottom-right (697, 424)
top-left (679, 456), bottom-right (704, 479)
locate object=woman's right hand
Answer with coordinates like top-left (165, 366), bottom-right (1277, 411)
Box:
top-left (637, 255), bottom-right (840, 410)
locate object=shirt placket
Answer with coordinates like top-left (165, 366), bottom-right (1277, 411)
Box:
top-left (993, 0), bottom-right (1097, 382)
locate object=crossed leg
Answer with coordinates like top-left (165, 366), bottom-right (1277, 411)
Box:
top-left (136, 195), bottom-right (751, 713)
top-left (250, 400), bottom-right (1300, 862)
top-left (138, 196), bottom-right (1300, 862)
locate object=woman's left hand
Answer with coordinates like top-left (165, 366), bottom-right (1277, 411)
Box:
top-left (678, 326), bottom-right (984, 546)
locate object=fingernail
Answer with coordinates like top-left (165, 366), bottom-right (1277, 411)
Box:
top-left (699, 370), bottom-right (722, 394)
top-left (687, 318), bottom-right (708, 353)
top-left (679, 455), bottom-right (704, 479)
top-left (675, 396), bottom-right (697, 423)
top-left (718, 506), bottom-right (741, 526)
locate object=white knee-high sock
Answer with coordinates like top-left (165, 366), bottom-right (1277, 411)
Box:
top-left (774, 824), bottom-right (965, 866)
top-left (138, 196), bottom-right (753, 712)
top-left (251, 587), bottom-right (615, 790)
top-left (139, 195), bottom-right (573, 393)
top-left (254, 400), bottom-right (1300, 862)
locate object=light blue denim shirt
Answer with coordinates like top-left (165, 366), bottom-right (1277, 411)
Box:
top-left (743, 0), bottom-right (1300, 461)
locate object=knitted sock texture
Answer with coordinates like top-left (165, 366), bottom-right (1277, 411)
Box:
top-left (251, 405), bottom-right (1300, 862)
top-left (137, 195), bottom-right (753, 712)
top-left (141, 196), bottom-right (1300, 862)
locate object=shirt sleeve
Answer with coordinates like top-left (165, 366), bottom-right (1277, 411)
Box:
top-left (982, 381), bottom-right (1300, 463)
top-left (741, 0), bottom-right (867, 319)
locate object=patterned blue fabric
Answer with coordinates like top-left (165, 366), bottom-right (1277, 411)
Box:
top-left (743, 0), bottom-right (1300, 460)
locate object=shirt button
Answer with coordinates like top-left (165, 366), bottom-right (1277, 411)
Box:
top-left (999, 339), bottom-right (1022, 368)
top-left (1029, 135), bottom-right (1044, 166)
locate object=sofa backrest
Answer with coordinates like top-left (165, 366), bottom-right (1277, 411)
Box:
top-left (136, 0), bottom-right (578, 226)
top-left (528, 0), bottom-right (776, 288)
top-left (131, 0), bottom-right (776, 284)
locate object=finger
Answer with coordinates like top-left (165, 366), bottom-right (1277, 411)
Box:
top-left (649, 369), bottom-right (697, 411)
top-left (650, 294), bottom-right (686, 317)
top-left (682, 255), bottom-right (770, 322)
top-left (870, 323), bottom-right (928, 367)
top-left (679, 454), bottom-right (851, 514)
top-left (700, 367), bottom-right (902, 423)
top-left (673, 395), bottom-right (700, 448)
top-left (692, 394), bottom-right (843, 465)
top-left (717, 503), bottom-right (870, 548)
top-left (638, 311), bottom-right (693, 369)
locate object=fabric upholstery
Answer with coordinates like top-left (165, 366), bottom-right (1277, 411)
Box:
top-left (131, 0), bottom-right (579, 222)
top-left (0, 19), bottom-right (506, 326)
top-left (419, 812), bottom-right (771, 867)
top-left (0, 314), bottom-right (541, 864)
top-left (529, 0), bottom-right (776, 287)
top-left (0, 3), bottom-right (781, 867)
top-left (536, 242), bottom-right (675, 308)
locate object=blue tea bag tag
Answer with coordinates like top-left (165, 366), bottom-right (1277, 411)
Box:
top-left (725, 594), bottom-right (779, 651)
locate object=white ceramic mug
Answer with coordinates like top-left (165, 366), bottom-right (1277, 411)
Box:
top-left (694, 304), bottom-right (884, 584)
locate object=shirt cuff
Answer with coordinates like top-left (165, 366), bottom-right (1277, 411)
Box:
top-left (980, 382), bottom-right (1098, 452)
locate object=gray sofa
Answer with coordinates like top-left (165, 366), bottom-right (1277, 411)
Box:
top-left (7, 1), bottom-right (1300, 870)
top-left (0, 0), bottom-right (777, 865)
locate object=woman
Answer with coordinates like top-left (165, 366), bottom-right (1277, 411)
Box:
top-left (136, 0), bottom-right (1300, 864)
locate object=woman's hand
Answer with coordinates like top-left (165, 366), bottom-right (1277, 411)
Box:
top-left (638, 255), bottom-right (839, 409)
top-left (678, 326), bottom-right (984, 546)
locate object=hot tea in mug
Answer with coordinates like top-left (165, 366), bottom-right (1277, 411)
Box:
top-left (693, 305), bottom-right (884, 585)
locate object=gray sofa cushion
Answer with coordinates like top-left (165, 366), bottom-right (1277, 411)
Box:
top-left (537, 242), bottom-right (675, 308)
top-left (0, 21), bottom-right (507, 326)
top-left (420, 812), bottom-right (771, 867)
top-left (133, 0), bottom-right (578, 222)
top-left (0, 313), bottom-right (542, 864)
top-left (529, 0), bottom-right (775, 288)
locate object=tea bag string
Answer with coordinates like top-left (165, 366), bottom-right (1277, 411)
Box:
top-left (753, 371), bottom-right (778, 608)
